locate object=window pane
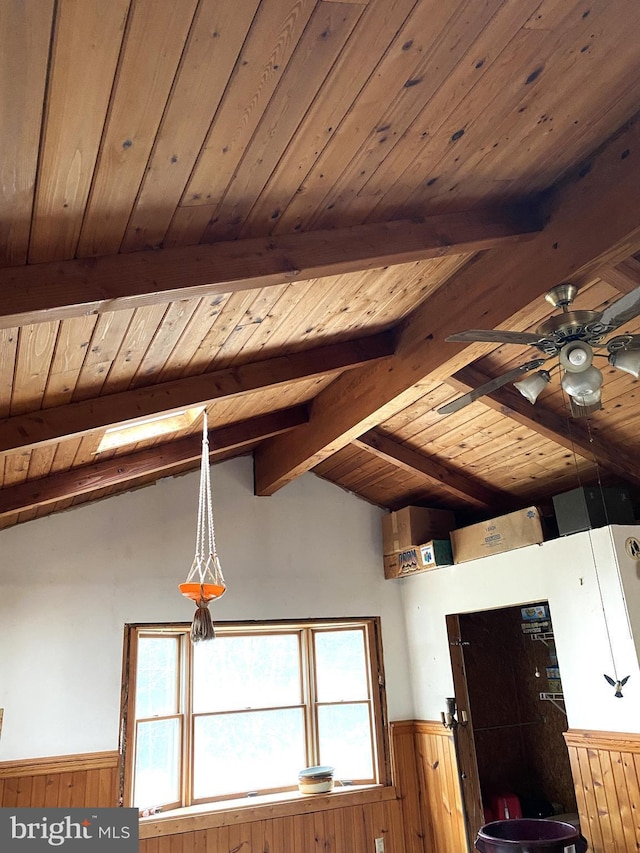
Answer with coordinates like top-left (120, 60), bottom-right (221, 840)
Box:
top-left (318, 704), bottom-right (374, 781)
top-left (314, 629), bottom-right (369, 702)
top-left (193, 709), bottom-right (305, 798)
top-left (135, 636), bottom-right (179, 718)
top-left (134, 718), bottom-right (181, 808)
top-left (193, 633), bottom-right (301, 713)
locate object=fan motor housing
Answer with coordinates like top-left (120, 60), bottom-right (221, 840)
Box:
top-left (535, 310), bottom-right (607, 354)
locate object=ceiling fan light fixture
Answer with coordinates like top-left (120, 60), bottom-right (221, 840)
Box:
top-left (568, 390), bottom-right (603, 417)
top-left (513, 370), bottom-right (551, 404)
top-left (577, 388), bottom-right (602, 406)
top-left (561, 364), bottom-right (603, 401)
top-left (609, 349), bottom-right (640, 379)
top-left (558, 340), bottom-right (593, 372)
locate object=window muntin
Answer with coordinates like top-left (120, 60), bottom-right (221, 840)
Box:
top-left (124, 619), bottom-right (386, 810)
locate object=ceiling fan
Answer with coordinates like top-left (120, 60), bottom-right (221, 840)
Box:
top-left (438, 283), bottom-right (640, 418)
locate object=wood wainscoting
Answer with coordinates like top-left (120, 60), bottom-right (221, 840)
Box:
top-left (0, 723), bottom-right (464, 852)
top-left (391, 720), bottom-right (467, 853)
top-left (392, 723), bottom-right (640, 853)
top-left (0, 751), bottom-right (119, 808)
top-left (565, 729), bottom-right (640, 852)
top-left (0, 750), bottom-right (408, 852)
top-left (139, 788), bottom-right (406, 852)
top-left (18, 725), bottom-right (640, 852)
top-left (0, 723), bottom-right (472, 852)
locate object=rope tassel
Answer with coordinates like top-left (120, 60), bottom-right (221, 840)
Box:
top-left (191, 599), bottom-right (216, 643)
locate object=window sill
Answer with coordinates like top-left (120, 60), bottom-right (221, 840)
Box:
top-left (139, 784), bottom-right (397, 838)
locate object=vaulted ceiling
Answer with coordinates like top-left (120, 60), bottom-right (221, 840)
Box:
top-left (2, 0), bottom-right (640, 530)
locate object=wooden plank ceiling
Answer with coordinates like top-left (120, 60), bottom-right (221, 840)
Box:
top-left (2, 0), bottom-right (640, 530)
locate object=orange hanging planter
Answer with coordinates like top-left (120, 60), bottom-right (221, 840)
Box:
top-left (180, 411), bottom-right (227, 642)
top-left (179, 582), bottom-right (226, 602)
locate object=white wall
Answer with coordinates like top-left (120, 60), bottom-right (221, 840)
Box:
top-left (400, 525), bottom-right (640, 733)
top-left (0, 457), bottom-right (414, 761)
top-left (610, 525), bottom-right (640, 666)
top-left (3, 461), bottom-right (638, 763)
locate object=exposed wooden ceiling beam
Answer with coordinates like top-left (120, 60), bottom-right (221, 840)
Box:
top-left (254, 117), bottom-right (640, 496)
top-left (0, 207), bottom-right (539, 330)
top-left (354, 430), bottom-right (511, 509)
top-left (0, 332), bottom-right (393, 455)
top-left (598, 257), bottom-right (640, 294)
top-left (446, 366), bottom-right (640, 488)
top-left (0, 407), bottom-right (307, 518)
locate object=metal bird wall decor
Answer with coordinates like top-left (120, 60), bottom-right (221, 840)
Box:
top-left (604, 673), bottom-right (630, 698)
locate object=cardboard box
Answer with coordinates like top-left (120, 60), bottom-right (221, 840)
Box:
top-left (521, 604), bottom-right (549, 621)
top-left (552, 486), bottom-right (634, 536)
top-left (451, 506), bottom-right (544, 564)
top-left (384, 539), bottom-right (453, 579)
top-left (382, 506), bottom-right (455, 555)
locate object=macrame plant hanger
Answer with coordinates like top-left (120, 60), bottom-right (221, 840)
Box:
top-left (179, 411), bottom-right (226, 642)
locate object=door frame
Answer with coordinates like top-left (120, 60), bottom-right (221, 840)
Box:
top-left (446, 613), bottom-right (485, 848)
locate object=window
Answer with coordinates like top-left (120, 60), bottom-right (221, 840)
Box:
top-left (97, 407), bottom-right (204, 453)
top-left (121, 619), bottom-right (389, 810)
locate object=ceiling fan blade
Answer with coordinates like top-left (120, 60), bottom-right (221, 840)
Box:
top-left (446, 329), bottom-right (543, 345)
top-left (606, 333), bottom-right (640, 353)
top-left (597, 284), bottom-right (640, 330)
top-left (438, 359), bottom-right (546, 415)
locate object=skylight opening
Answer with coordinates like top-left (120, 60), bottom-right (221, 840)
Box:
top-left (96, 406), bottom-right (205, 453)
